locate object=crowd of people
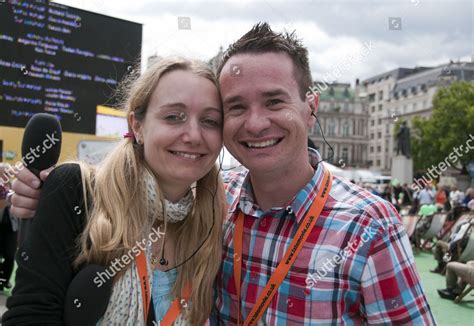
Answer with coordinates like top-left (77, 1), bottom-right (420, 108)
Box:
top-left (362, 180), bottom-right (474, 305)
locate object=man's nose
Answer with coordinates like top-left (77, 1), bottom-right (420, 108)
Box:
top-left (243, 106), bottom-right (271, 136)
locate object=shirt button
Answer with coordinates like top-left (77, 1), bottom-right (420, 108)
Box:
top-left (286, 206), bottom-right (294, 215)
top-left (260, 218), bottom-right (267, 227)
top-left (304, 288), bottom-right (311, 296)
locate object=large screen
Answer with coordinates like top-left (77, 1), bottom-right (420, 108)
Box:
top-left (0, 0), bottom-right (142, 134)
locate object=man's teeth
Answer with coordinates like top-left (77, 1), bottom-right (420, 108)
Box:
top-left (246, 139), bottom-right (278, 148)
top-left (172, 151), bottom-right (201, 159)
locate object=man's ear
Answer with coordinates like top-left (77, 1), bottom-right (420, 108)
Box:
top-left (310, 91), bottom-right (320, 116)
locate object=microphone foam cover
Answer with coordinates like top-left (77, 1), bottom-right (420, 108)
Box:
top-left (21, 113), bottom-right (62, 176)
top-left (64, 264), bottom-right (113, 326)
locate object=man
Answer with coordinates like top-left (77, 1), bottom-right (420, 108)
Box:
top-left (430, 218), bottom-right (472, 273)
top-left (7, 23), bottom-right (435, 324)
top-left (416, 183), bottom-right (435, 206)
top-left (437, 260), bottom-right (474, 301)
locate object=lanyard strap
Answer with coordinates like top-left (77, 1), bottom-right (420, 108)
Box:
top-left (233, 169), bottom-right (332, 326)
top-left (136, 250), bottom-right (191, 326)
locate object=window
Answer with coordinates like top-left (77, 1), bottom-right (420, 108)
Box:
top-left (378, 90), bottom-right (383, 100)
top-left (370, 133), bottom-right (374, 139)
top-left (370, 146), bottom-right (374, 153)
top-left (369, 93), bottom-right (375, 102)
top-left (371, 106), bottom-right (375, 113)
top-left (378, 104), bottom-right (383, 111)
top-left (378, 118), bottom-right (382, 125)
top-left (377, 146), bottom-right (381, 152)
top-left (413, 102), bottom-right (417, 111)
top-left (385, 124), bottom-right (389, 134)
top-left (342, 148), bottom-right (349, 163)
top-left (377, 132), bottom-right (382, 138)
top-left (376, 159), bottom-right (381, 166)
top-left (342, 122), bottom-right (350, 137)
top-left (328, 120), bottom-right (336, 136)
top-left (371, 120), bottom-right (375, 126)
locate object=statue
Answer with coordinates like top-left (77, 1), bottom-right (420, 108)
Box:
top-left (396, 121), bottom-right (411, 158)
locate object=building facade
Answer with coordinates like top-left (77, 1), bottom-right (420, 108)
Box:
top-left (362, 61), bottom-right (474, 174)
top-left (309, 82), bottom-right (370, 168)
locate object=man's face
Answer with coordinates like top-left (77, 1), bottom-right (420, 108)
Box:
top-left (219, 52), bottom-right (315, 175)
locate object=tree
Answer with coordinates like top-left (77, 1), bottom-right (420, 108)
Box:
top-left (411, 81), bottom-right (474, 174)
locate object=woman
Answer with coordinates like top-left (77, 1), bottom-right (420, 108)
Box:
top-left (3, 57), bottom-right (226, 325)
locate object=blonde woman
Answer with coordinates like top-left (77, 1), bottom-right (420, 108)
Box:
top-left (3, 57), bottom-right (226, 325)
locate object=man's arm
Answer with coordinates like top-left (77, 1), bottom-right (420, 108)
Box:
top-left (360, 221), bottom-right (436, 325)
top-left (8, 167), bottom-right (53, 218)
top-left (2, 164), bottom-right (86, 325)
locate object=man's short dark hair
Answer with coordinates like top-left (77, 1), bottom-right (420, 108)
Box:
top-left (217, 22), bottom-right (312, 101)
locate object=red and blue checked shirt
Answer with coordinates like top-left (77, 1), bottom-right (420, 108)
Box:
top-left (211, 149), bottom-right (436, 325)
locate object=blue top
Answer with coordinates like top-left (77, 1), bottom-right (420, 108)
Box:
top-left (152, 268), bottom-right (178, 321)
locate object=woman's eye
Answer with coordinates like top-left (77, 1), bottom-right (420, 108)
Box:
top-left (164, 112), bottom-right (186, 123)
top-left (202, 118), bottom-right (221, 127)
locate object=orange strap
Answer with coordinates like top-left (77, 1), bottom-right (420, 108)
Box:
top-left (234, 169), bottom-right (332, 325)
top-left (136, 250), bottom-right (191, 326)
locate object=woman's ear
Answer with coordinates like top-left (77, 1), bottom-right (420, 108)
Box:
top-left (128, 112), bottom-right (143, 144)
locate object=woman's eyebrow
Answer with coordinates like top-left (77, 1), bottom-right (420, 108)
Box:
top-left (160, 102), bottom-right (187, 109)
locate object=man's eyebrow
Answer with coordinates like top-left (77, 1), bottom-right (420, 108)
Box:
top-left (261, 89), bottom-right (290, 98)
top-left (222, 95), bottom-right (244, 106)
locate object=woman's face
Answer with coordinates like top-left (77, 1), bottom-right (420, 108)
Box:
top-left (131, 69), bottom-right (222, 194)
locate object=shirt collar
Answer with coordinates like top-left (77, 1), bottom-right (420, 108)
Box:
top-left (232, 148), bottom-right (328, 223)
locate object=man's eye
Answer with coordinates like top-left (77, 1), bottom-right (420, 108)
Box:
top-left (267, 99), bottom-right (283, 106)
top-left (229, 105), bottom-right (243, 111)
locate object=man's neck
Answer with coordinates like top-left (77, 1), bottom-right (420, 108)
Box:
top-left (249, 161), bottom-right (315, 211)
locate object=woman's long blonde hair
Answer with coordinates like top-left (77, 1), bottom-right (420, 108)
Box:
top-left (74, 57), bottom-right (225, 325)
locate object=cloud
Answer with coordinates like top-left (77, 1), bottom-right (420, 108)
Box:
top-left (57, 0), bottom-right (473, 83)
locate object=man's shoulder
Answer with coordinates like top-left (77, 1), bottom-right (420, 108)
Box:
top-left (330, 176), bottom-right (402, 230)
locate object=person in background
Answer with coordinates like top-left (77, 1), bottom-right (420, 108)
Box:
top-left (417, 183), bottom-right (435, 206)
top-left (0, 164), bottom-right (18, 293)
top-left (437, 260), bottom-right (474, 300)
top-left (435, 184), bottom-right (450, 211)
top-left (449, 186), bottom-right (465, 207)
top-left (430, 218), bottom-right (473, 274)
top-left (462, 188), bottom-right (473, 206)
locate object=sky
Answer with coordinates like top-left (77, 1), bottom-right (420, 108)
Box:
top-left (56, 0), bottom-right (473, 85)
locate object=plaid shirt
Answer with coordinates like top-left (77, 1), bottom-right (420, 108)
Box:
top-left (211, 149), bottom-right (435, 325)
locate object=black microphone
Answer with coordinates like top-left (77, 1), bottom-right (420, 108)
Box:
top-left (21, 113), bottom-right (62, 177)
top-left (19, 113), bottom-right (62, 244)
top-left (64, 265), bottom-right (113, 326)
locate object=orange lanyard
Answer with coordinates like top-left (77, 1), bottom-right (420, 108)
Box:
top-left (136, 250), bottom-right (191, 326)
top-left (233, 169), bottom-right (332, 326)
